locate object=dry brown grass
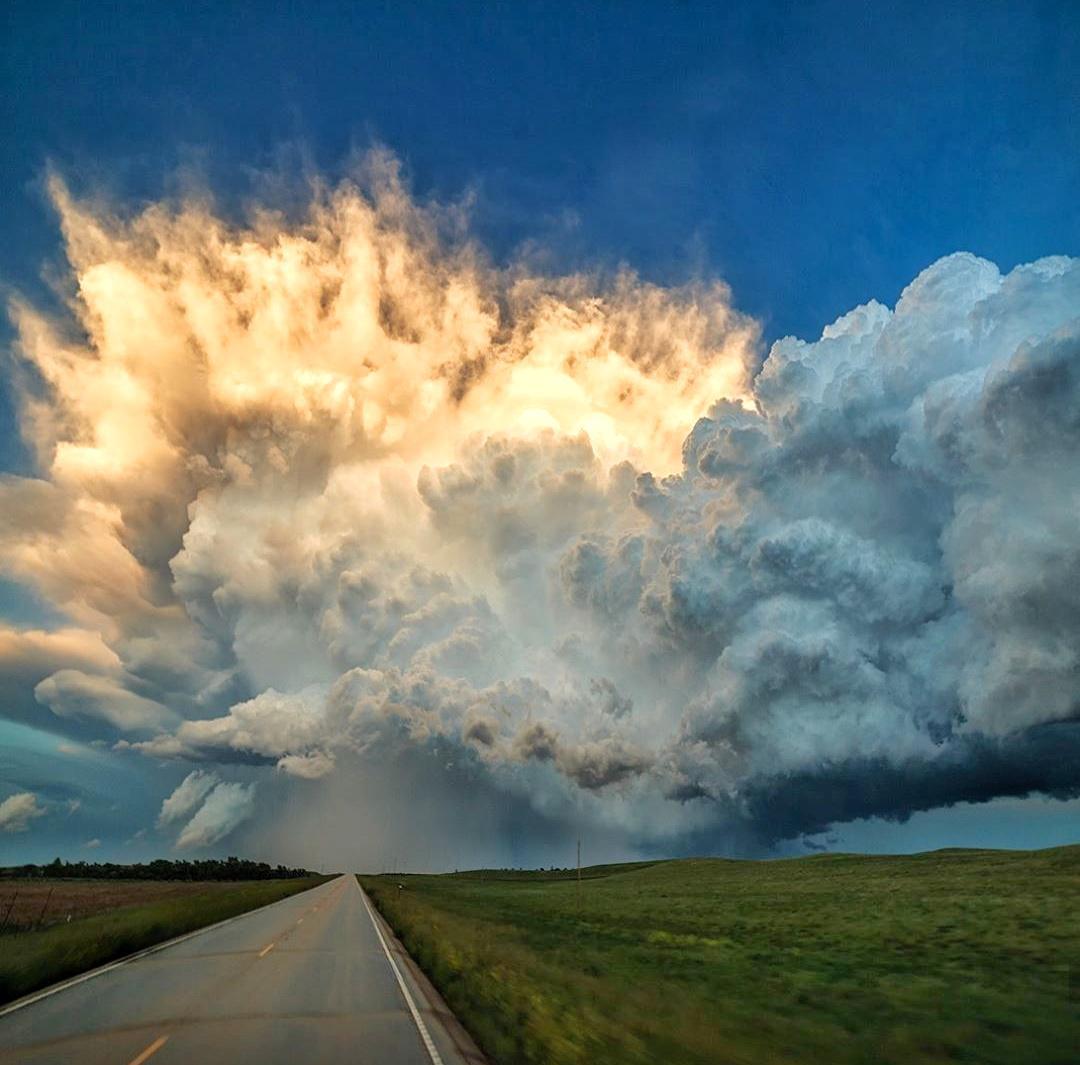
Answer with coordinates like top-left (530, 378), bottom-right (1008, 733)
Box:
top-left (0, 879), bottom-right (252, 932)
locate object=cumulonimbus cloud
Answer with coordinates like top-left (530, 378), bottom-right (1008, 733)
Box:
top-left (3, 154), bottom-right (1079, 853)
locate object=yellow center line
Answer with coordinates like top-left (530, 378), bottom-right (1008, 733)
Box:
top-left (258, 942), bottom-right (275, 958)
top-left (127, 1034), bottom-right (169, 1065)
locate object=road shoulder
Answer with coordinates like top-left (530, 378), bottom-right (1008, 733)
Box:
top-left (356, 878), bottom-right (488, 1065)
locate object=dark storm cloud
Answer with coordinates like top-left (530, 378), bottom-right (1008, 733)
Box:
top-left (739, 721), bottom-right (1080, 842)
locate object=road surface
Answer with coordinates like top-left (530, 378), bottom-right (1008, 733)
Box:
top-left (0, 875), bottom-right (484, 1064)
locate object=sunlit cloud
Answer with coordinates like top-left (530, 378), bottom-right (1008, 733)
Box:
top-left (2, 154), bottom-right (1078, 857)
top-left (0, 792), bottom-right (45, 833)
top-left (157, 769), bottom-right (219, 828)
top-left (174, 782), bottom-right (256, 849)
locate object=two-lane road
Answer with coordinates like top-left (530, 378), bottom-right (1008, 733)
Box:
top-left (0, 875), bottom-right (481, 1064)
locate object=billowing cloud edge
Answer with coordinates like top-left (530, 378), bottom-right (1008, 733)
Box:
top-left (1, 160), bottom-right (1077, 854)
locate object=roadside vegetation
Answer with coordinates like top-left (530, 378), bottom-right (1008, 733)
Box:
top-left (0, 874), bottom-right (328, 1005)
top-left (360, 846), bottom-right (1079, 1065)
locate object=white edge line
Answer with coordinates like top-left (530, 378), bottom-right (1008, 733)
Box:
top-left (0, 875), bottom-right (340, 1019)
top-left (356, 876), bottom-right (445, 1065)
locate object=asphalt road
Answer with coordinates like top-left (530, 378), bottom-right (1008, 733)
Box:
top-left (0, 875), bottom-right (482, 1065)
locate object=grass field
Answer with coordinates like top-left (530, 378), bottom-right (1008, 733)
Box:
top-left (359, 847), bottom-right (1079, 1065)
top-left (0, 876), bottom-right (328, 1005)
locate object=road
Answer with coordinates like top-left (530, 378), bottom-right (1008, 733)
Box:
top-left (0, 875), bottom-right (483, 1064)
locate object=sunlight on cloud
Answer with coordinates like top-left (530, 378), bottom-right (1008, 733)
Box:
top-left (0, 791), bottom-right (45, 833)
top-left (2, 153), bottom-right (1079, 856)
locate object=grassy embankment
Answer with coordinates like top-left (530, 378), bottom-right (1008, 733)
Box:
top-left (0, 876), bottom-right (328, 1005)
top-left (359, 847), bottom-right (1079, 1065)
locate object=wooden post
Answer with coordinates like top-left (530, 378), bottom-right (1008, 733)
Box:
top-left (35, 886), bottom-right (54, 930)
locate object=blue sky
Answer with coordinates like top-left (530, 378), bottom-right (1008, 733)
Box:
top-left (1, 2), bottom-right (1078, 865)
top-left (4, 3), bottom-right (1077, 324)
top-left (1, 0), bottom-right (1077, 470)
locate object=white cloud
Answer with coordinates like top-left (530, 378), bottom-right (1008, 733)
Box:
top-left (0, 792), bottom-right (45, 833)
top-left (35, 670), bottom-right (174, 731)
top-left (157, 770), bottom-right (219, 827)
top-left (175, 783), bottom-right (257, 849)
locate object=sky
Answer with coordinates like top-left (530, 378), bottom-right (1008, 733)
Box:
top-left (1, 1), bottom-right (1078, 869)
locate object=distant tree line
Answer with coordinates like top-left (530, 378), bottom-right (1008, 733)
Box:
top-left (0, 856), bottom-right (315, 881)
top-left (445, 860), bottom-right (660, 881)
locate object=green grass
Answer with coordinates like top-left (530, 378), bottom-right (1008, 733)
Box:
top-left (359, 847), bottom-right (1080, 1065)
top-left (0, 876), bottom-right (329, 1005)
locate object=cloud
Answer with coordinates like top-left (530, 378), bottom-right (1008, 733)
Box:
top-left (0, 624), bottom-right (125, 734)
top-left (157, 770), bottom-right (219, 827)
top-left (175, 782), bottom-right (257, 849)
top-left (276, 751), bottom-right (336, 779)
top-left (0, 792), bottom-right (45, 832)
top-left (2, 157), bottom-right (1079, 857)
top-left (35, 669), bottom-right (174, 731)
top-left (0, 626), bottom-right (119, 678)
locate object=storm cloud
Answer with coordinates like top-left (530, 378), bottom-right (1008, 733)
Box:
top-left (2, 159), bottom-right (1078, 857)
